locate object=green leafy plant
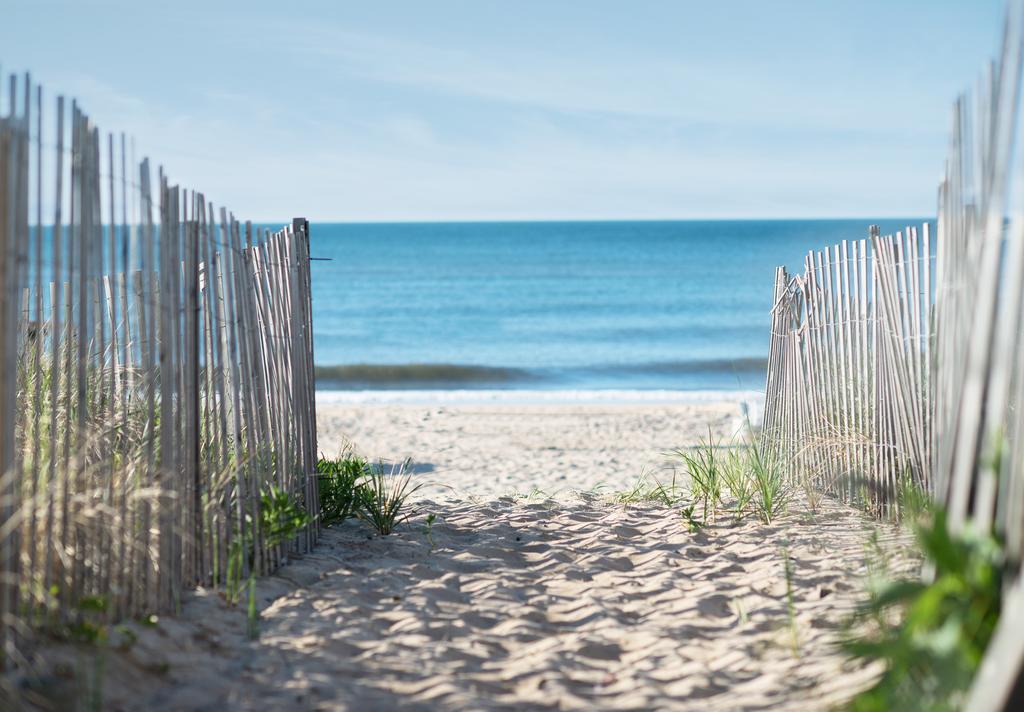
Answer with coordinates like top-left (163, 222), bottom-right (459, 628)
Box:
top-left (423, 513), bottom-right (437, 551)
top-left (260, 484), bottom-right (313, 548)
top-left (844, 509), bottom-right (1003, 712)
top-left (33, 593), bottom-right (113, 711)
top-left (218, 485), bottom-right (311, 635)
top-left (69, 595), bottom-right (109, 645)
top-left (112, 624), bottom-right (138, 652)
top-left (222, 539), bottom-right (259, 639)
top-left (317, 455), bottom-right (369, 525)
top-left (357, 459), bottom-right (422, 536)
top-left (749, 445), bottom-right (789, 524)
top-left (681, 502), bottom-right (704, 533)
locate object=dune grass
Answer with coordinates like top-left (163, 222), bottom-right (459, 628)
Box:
top-left (317, 454), bottom-right (369, 526)
top-left (748, 445), bottom-right (789, 524)
top-left (316, 454), bottom-right (424, 536)
top-left (357, 459), bottom-right (423, 536)
top-left (721, 448), bottom-right (756, 519)
top-left (615, 469), bottom-right (686, 507)
top-left (647, 438), bottom-right (791, 527)
top-left (672, 431), bottom-right (723, 521)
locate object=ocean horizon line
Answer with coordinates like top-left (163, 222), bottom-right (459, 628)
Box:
top-left (285, 216), bottom-right (931, 227)
top-left (24, 216), bottom-right (933, 230)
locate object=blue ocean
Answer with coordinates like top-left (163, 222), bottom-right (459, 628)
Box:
top-left (309, 220), bottom-right (921, 393)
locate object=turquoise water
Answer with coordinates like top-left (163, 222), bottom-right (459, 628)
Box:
top-left (310, 220), bottom-right (922, 391)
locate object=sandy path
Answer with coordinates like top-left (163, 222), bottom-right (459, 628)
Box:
top-left (229, 497), bottom-right (911, 711)
top-left (91, 494), bottom-right (912, 711)
top-left (18, 402), bottom-right (916, 710)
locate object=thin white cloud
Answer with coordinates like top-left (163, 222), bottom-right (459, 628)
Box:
top-left (285, 24), bottom-right (950, 139)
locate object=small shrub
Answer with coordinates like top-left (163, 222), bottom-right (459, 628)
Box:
top-left (317, 455), bottom-right (369, 526)
top-left (423, 513), bottom-right (438, 551)
top-left (357, 459), bottom-right (422, 536)
top-left (844, 509), bottom-right (1003, 711)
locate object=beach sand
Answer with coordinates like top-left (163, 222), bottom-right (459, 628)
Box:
top-left (22, 400), bottom-right (917, 710)
top-left (316, 399), bottom-right (752, 499)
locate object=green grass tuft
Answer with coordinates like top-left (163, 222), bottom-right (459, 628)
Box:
top-left (721, 448), bottom-right (755, 520)
top-left (317, 455), bottom-right (369, 526)
top-left (749, 445), bottom-right (789, 524)
top-left (356, 459), bottom-right (423, 536)
top-left (614, 470), bottom-right (686, 507)
top-left (672, 429), bottom-right (722, 521)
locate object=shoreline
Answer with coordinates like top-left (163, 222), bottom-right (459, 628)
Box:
top-left (315, 388), bottom-right (764, 421)
top-left (315, 387), bottom-right (763, 401)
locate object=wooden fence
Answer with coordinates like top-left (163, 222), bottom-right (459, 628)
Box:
top-left (0, 71), bottom-right (318, 664)
top-left (764, 3), bottom-right (1024, 706)
top-left (762, 223), bottom-right (933, 517)
top-left (939, 4), bottom-right (1024, 708)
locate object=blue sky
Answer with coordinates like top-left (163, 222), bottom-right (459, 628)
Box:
top-left (1, 0), bottom-right (1008, 221)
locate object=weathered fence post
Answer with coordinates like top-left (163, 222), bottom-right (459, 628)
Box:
top-left (292, 217), bottom-right (319, 547)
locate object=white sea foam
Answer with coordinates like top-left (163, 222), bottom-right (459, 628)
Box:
top-left (316, 388), bottom-right (764, 422)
